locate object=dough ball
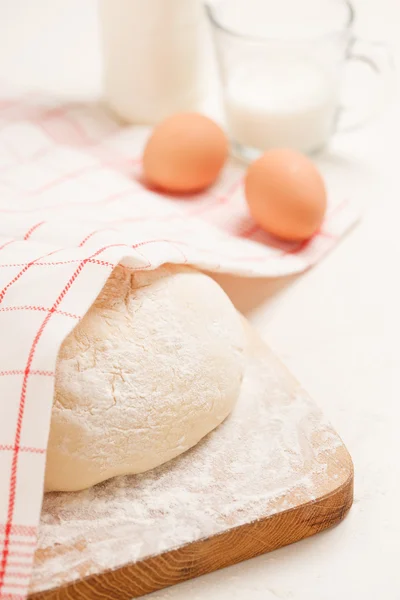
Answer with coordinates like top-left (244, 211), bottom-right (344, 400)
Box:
top-left (45, 265), bottom-right (245, 492)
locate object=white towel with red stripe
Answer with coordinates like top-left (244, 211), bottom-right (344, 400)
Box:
top-left (0, 92), bottom-right (359, 599)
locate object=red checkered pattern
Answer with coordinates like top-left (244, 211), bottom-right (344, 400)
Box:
top-left (0, 91), bottom-right (359, 599)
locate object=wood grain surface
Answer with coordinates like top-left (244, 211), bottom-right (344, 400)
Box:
top-left (30, 472), bottom-right (353, 600)
top-left (29, 322), bottom-right (353, 600)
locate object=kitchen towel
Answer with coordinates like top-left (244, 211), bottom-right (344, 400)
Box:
top-left (0, 92), bottom-right (358, 598)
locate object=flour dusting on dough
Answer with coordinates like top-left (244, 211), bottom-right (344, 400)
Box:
top-left (46, 264), bottom-right (245, 491)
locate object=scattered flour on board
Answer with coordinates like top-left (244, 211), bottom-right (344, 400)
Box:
top-left (31, 333), bottom-right (345, 594)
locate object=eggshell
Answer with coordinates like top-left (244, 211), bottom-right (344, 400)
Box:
top-left (143, 113), bottom-right (228, 194)
top-left (245, 149), bottom-right (327, 241)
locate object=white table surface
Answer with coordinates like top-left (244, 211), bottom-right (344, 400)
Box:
top-left (0, 1), bottom-right (398, 598)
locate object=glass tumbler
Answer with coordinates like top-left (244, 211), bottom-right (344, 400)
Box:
top-left (206, 0), bottom-right (392, 160)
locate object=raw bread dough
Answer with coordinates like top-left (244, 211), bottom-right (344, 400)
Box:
top-left (45, 265), bottom-right (245, 492)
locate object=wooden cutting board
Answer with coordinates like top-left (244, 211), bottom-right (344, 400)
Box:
top-left (29, 323), bottom-right (353, 600)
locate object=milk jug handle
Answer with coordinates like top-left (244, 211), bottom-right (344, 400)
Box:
top-left (336, 38), bottom-right (394, 132)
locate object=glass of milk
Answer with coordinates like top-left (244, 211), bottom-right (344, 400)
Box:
top-left (206, 0), bottom-right (392, 160)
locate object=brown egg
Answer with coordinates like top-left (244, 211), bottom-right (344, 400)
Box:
top-left (245, 149), bottom-right (327, 242)
top-left (143, 113), bottom-right (228, 194)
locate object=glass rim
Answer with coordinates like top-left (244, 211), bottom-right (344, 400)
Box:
top-left (205, 0), bottom-right (355, 43)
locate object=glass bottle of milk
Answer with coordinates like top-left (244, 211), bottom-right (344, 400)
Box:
top-left (100, 0), bottom-right (204, 124)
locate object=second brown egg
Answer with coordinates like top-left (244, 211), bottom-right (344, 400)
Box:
top-left (245, 149), bottom-right (327, 242)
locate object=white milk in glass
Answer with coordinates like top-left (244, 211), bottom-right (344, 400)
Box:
top-left (225, 57), bottom-right (340, 156)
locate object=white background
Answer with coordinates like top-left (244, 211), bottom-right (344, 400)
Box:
top-left (0, 1), bottom-right (398, 598)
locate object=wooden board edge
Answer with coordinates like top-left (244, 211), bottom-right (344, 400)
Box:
top-left (29, 463), bottom-right (353, 600)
